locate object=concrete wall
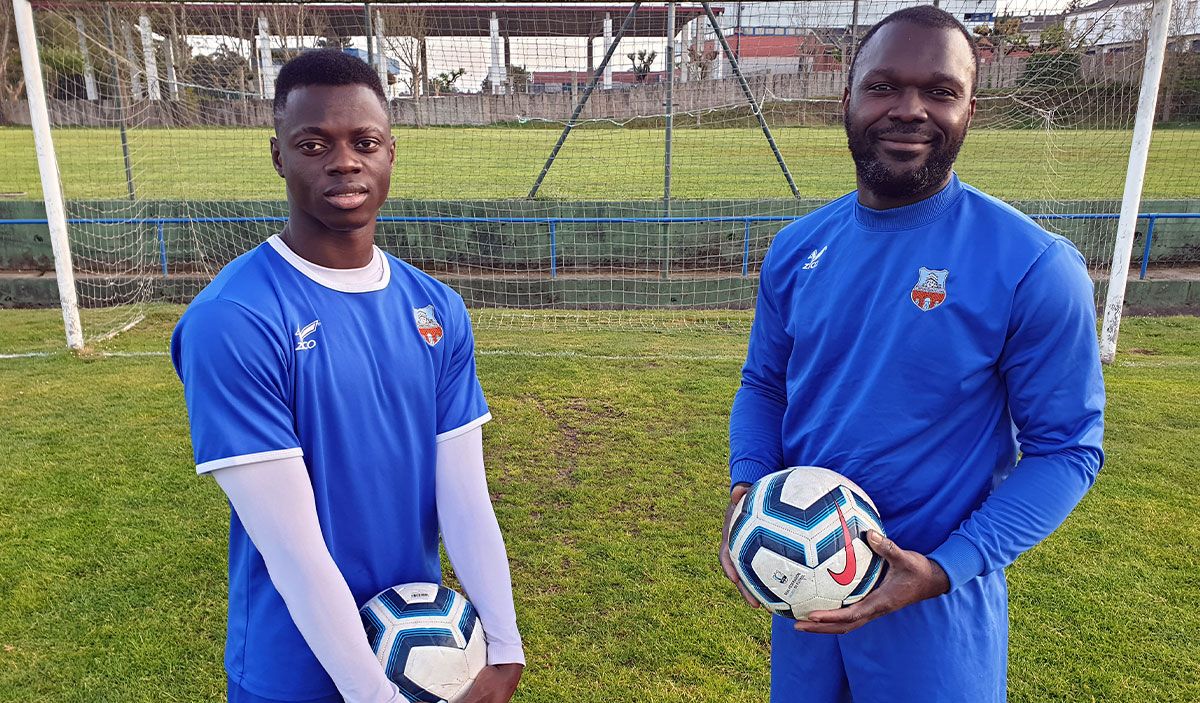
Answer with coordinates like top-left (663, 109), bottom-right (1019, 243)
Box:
top-left (0, 60), bottom-right (1150, 128)
top-left (5, 198), bottom-right (1199, 271)
top-left (0, 199), bottom-right (809, 275)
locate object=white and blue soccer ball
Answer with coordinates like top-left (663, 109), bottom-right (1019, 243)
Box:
top-left (360, 583), bottom-right (486, 703)
top-left (728, 466), bottom-right (887, 620)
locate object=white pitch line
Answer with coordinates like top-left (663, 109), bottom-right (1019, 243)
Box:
top-left (0, 350), bottom-right (168, 359)
top-left (1114, 358), bottom-right (1200, 368)
top-left (1, 349), bottom-right (742, 362)
top-left (5, 350), bottom-right (1193, 366)
top-left (476, 349), bottom-right (743, 362)
top-left (4, 345), bottom-right (1190, 364)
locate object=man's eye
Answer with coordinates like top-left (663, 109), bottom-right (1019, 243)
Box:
top-left (298, 142), bottom-right (325, 153)
top-left (866, 83), bottom-right (894, 92)
top-left (357, 139), bottom-right (380, 150)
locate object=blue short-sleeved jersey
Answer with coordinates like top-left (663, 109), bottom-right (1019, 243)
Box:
top-left (171, 237), bottom-right (489, 700)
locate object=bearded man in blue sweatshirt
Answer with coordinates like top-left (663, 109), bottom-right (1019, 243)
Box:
top-left (720, 6), bottom-right (1105, 702)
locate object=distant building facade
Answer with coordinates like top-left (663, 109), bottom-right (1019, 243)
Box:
top-left (699, 1), bottom-right (999, 75)
top-left (1065, 0), bottom-right (1200, 54)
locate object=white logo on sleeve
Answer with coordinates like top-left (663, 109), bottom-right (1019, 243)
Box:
top-left (294, 319), bottom-right (320, 350)
top-left (802, 245), bottom-right (828, 270)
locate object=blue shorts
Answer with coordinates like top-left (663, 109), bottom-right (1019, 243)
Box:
top-left (228, 677), bottom-right (343, 703)
top-left (770, 571), bottom-right (1008, 703)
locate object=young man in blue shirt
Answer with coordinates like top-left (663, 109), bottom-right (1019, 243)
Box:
top-left (172, 50), bottom-right (523, 703)
top-left (720, 7), bottom-right (1105, 702)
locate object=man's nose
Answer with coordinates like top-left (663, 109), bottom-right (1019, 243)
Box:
top-left (326, 143), bottom-right (363, 174)
top-left (888, 89), bottom-right (928, 122)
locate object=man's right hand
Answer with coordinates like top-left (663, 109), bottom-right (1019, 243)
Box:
top-left (719, 483), bottom-right (760, 608)
top-left (457, 663), bottom-right (523, 703)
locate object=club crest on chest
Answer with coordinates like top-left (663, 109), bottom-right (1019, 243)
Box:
top-left (413, 305), bottom-right (444, 346)
top-left (910, 267), bottom-right (949, 311)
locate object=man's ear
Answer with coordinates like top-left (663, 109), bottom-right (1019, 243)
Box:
top-left (842, 85), bottom-right (851, 118)
top-left (388, 135), bottom-right (397, 168)
top-left (270, 136), bottom-right (285, 178)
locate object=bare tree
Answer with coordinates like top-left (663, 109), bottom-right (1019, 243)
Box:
top-left (507, 64), bottom-right (531, 93)
top-left (2, 8), bottom-right (90, 102)
top-left (379, 6), bottom-right (426, 97)
top-left (1158, 0), bottom-right (1199, 122)
top-left (683, 45), bottom-right (717, 80)
top-left (0, 2), bottom-right (25, 104)
top-left (262, 4), bottom-right (314, 63)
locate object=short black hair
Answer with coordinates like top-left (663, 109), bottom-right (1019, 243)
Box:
top-left (273, 48), bottom-right (387, 122)
top-left (849, 5), bottom-right (980, 92)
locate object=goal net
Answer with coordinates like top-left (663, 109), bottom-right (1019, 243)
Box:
top-left (5, 1), bottom-right (1199, 342)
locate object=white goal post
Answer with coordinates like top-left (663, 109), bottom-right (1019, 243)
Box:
top-left (12, 0), bottom-right (82, 349)
top-left (1100, 0), bottom-right (1173, 365)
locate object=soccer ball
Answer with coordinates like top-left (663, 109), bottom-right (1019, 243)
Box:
top-left (728, 466), bottom-right (887, 620)
top-left (360, 583), bottom-right (486, 703)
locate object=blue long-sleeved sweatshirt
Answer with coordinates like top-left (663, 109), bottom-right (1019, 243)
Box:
top-left (729, 174), bottom-right (1105, 591)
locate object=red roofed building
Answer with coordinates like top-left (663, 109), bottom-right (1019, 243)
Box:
top-left (529, 69), bottom-right (667, 92)
top-left (706, 32), bottom-right (843, 74)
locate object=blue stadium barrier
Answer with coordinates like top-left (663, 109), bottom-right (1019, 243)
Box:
top-left (2, 213), bottom-right (1197, 281)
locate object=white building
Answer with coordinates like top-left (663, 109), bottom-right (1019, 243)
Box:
top-left (1064, 0), bottom-right (1200, 53)
top-left (697, 1), bottom-right (1000, 77)
top-left (710, 1), bottom-right (1000, 34)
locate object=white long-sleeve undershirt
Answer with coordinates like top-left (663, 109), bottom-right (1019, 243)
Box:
top-left (212, 426), bottom-right (524, 703)
top-left (435, 426), bottom-right (525, 666)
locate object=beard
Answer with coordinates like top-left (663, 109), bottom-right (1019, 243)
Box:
top-left (844, 116), bottom-right (966, 202)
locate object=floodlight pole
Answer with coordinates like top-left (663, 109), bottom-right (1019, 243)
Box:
top-left (104, 5), bottom-right (137, 201)
top-left (1100, 0), bottom-right (1172, 364)
top-left (528, 2), bottom-right (641, 198)
top-left (701, 1), bottom-right (799, 198)
top-left (664, 2), bottom-right (675, 206)
top-left (12, 0), bottom-right (84, 350)
top-left (849, 0), bottom-right (861, 68)
top-left (364, 3), bottom-right (374, 66)
top-left (74, 16), bottom-right (98, 100)
top-left (663, 1), bottom-right (675, 280)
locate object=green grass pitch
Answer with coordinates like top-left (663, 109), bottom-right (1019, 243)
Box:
top-left (2, 126), bottom-right (1199, 201)
top-left (1, 308), bottom-right (1198, 702)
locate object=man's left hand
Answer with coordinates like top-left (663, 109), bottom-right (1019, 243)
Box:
top-left (794, 530), bottom-right (950, 635)
top-left (457, 663), bottom-right (523, 703)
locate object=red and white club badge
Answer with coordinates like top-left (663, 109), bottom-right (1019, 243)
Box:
top-left (413, 305), bottom-right (444, 346)
top-left (910, 267), bottom-right (949, 312)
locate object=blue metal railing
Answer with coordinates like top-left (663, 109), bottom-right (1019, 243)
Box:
top-left (1032, 213), bottom-right (1199, 280)
top-left (2, 212), bottom-right (1197, 281)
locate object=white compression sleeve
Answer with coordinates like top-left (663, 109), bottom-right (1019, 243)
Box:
top-left (212, 458), bottom-right (401, 703)
top-left (436, 427), bottom-right (526, 666)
